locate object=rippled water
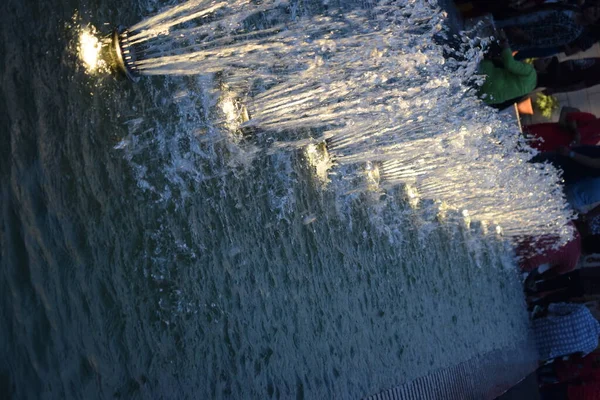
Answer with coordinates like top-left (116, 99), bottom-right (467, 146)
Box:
top-left (1, 0), bottom-right (537, 398)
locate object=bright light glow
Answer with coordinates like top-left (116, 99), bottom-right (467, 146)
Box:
top-left (404, 184), bottom-right (420, 209)
top-left (436, 201), bottom-right (449, 222)
top-left (218, 90), bottom-right (250, 133)
top-left (462, 209), bottom-right (471, 227)
top-left (79, 28), bottom-right (103, 73)
top-left (364, 162), bottom-right (380, 192)
top-left (220, 97), bottom-right (237, 124)
top-left (305, 143), bottom-right (333, 184)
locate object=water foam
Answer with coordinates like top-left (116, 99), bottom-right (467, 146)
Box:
top-left (115, 0), bottom-right (573, 244)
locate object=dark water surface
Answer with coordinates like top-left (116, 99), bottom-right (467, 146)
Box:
top-left (1, 0), bottom-right (533, 398)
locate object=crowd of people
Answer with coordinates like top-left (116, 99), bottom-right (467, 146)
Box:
top-left (465, 0), bottom-right (600, 106)
top-left (517, 209), bottom-right (600, 399)
top-left (455, 1), bottom-right (600, 399)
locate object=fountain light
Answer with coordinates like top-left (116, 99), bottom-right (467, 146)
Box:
top-left (78, 28), bottom-right (104, 73)
top-left (78, 25), bottom-right (140, 81)
top-left (218, 88), bottom-right (252, 134)
top-left (305, 142), bottom-right (333, 183)
top-left (401, 184), bottom-right (419, 209)
top-left (364, 162), bottom-right (381, 192)
top-left (462, 209), bottom-right (472, 228)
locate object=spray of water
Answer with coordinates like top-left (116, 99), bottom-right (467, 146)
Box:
top-left (241, 1), bottom-right (573, 240)
top-left (109, 0), bottom-right (573, 242)
top-left (120, 0), bottom-right (356, 78)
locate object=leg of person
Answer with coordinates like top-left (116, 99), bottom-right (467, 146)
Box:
top-left (527, 153), bottom-right (588, 184)
top-left (531, 288), bottom-right (576, 308)
top-left (535, 58), bottom-right (559, 90)
top-left (534, 270), bottom-right (581, 293)
top-left (532, 273), bottom-right (586, 307)
top-left (537, 363), bottom-right (560, 385)
top-left (459, 0), bottom-right (510, 19)
top-left (536, 72), bottom-right (551, 90)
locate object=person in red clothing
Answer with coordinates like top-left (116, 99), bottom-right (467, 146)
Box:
top-left (524, 108), bottom-right (600, 152)
top-left (517, 222), bottom-right (586, 306)
top-left (540, 348), bottom-right (600, 381)
top-left (517, 222), bottom-right (582, 275)
top-left (555, 350), bottom-right (600, 383)
top-left (568, 381), bottom-right (600, 400)
top-left (539, 347), bottom-right (600, 399)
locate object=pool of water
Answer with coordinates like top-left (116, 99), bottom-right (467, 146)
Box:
top-left (0, 0), bottom-right (535, 398)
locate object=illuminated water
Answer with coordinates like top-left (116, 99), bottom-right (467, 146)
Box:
top-left (0, 0), bottom-right (555, 398)
top-left (100, 0), bottom-right (572, 238)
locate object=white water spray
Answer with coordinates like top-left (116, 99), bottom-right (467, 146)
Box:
top-left (110, 0), bottom-right (574, 241)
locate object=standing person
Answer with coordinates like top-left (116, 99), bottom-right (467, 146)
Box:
top-left (538, 348), bottom-right (600, 399)
top-left (557, 143), bottom-right (600, 237)
top-left (553, 348), bottom-right (600, 383)
top-left (533, 302), bottom-right (600, 361)
top-left (494, 5), bottom-right (600, 54)
top-left (523, 108), bottom-right (600, 152)
top-left (536, 57), bottom-right (600, 94)
top-left (477, 32), bottom-right (537, 105)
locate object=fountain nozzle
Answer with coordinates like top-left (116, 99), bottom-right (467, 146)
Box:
top-left (104, 28), bottom-right (140, 82)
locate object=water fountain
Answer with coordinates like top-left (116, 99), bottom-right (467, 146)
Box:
top-left (77, 0), bottom-right (574, 243)
top-left (0, 1), bottom-right (563, 398)
top-left (86, 0), bottom-right (340, 79)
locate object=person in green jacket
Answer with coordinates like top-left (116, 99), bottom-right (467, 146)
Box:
top-left (478, 32), bottom-right (537, 106)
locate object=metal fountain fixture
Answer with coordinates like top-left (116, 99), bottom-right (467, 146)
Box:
top-left (103, 27), bottom-right (140, 82)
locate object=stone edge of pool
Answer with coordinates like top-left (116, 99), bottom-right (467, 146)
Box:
top-left (363, 338), bottom-right (539, 400)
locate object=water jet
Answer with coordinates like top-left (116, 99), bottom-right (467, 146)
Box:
top-left (73, 0), bottom-right (574, 241)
